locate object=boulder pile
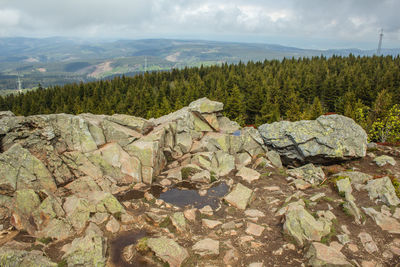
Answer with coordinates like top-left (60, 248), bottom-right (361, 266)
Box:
top-left (0, 98), bottom-right (399, 267)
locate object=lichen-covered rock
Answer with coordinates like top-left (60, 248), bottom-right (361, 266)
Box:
top-left (266, 150), bottom-right (283, 168)
top-left (364, 176), bottom-right (400, 206)
top-left (373, 155), bottom-right (396, 167)
top-left (11, 189), bottom-right (41, 233)
top-left (188, 97), bottom-right (224, 114)
top-left (258, 115), bottom-right (367, 164)
top-left (283, 201), bottom-right (331, 246)
top-left (224, 183), bottom-right (253, 210)
top-left (62, 223), bottom-right (107, 267)
top-left (211, 150), bottom-right (235, 176)
top-left (287, 164), bottom-right (325, 185)
top-left (362, 207), bottom-right (400, 234)
top-left (146, 237), bottom-right (189, 267)
top-left (306, 242), bottom-right (353, 267)
top-left (0, 144), bottom-right (56, 195)
top-left (192, 238), bottom-right (220, 256)
top-left (333, 171), bottom-right (373, 185)
top-left (0, 247), bottom-right (57, 267)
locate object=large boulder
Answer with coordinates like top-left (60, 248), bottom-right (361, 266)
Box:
top-left (258, 115), bottom-right (367, 164)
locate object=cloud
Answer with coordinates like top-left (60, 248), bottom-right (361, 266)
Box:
top-left (0, 0), bottom-right (399, 48)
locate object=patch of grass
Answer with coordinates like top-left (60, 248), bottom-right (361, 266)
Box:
top-left (210, 171), bottom-right (217, 183)
top-left (136, 237), bottom-right (149, 252)
top-left (301, 198), bottom-right (312, 209)
top-left (113, 212), bottom-right (122, 221)
top-left (340, 202), bottom-right (353, 217)
top-left (261, 172), bottom-right (272, 178)
top-left (278, 169), bottom-right (287, 176)
top-left (321, 223), bottom-right (337, 245)
top-left (159, 217), bottom-right (171, 228)
top-left (37, 237), bottom-right (52, 245)
top-left (181, 167), bottom-right (198, 180)
top-left (320, 196), bottom-right (335, 203)
top-left (390, 177), bottom-right (400, 199)
top-left (57, 259), bottom-right (67, 267)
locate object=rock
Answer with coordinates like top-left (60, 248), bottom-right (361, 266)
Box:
top-left (337, 234), bottom-right (350, 245)
top-left (235, 152), bottom-right (252, 169)
top-left (188, 97), bottom-right (224, 113)
top-left (202, 219), bottom-right (222, 229)
top-left (283, 201), bottom-right (331, 246)
top-left (287, 164), bottom-right (325, 185)
top-left (0, 247), bottom-right (57, 267)
top-left (105, 217), bottom-right (120, 233)
top-left (248, 263), bottom-right (264, 267)
top-left (101, 119), bottom-right (141, 144)
top-left (192, 238), bottom-right (219, 256)
top-left (245, 222), bottom-right (265, 236)
top-left (176, 132), bottom-right (193, 154)
top-left (94, 142), bottom-right (142, 184)
top-left (0, 144), bottom-right (56, 195)
top-left (199, 205), bottom-right (213, 216)
top-left (218, 116), bottom-right (241, 134)
top-left (183, 208), bottom-right (197, 222)
top-left (171, 212), bottom-right (186, 231)
top-left (223, 248), bottom-right (240, 264)
top-left (11, 189), bottom-right (41, 233)
top-left (358, 232), bottom-right (379, 254)
top-left (292, 179), bottom-right (312, 190)
top-left (310, 193), bottom-right (326, 202)
top-left (306, 242), bottom-right (353, 267)
top-left (258, 114), bottom-right (367, 164)
top-left (236, 167), bottom-right (261, 183)
top-left (266, 150), bottom-right (283, 168)
top-left (107, 114), bottom-right (154, 134)
top-left (65, 176), bottom-right (101, 193)
top-left (146, 237), bottom-right (189, 267)
top-left (245, 209), bottom-right (265, 218)
top-left (224, 183), bottom-right (253, 210)
top-left (364, 176), bottom-right (400, 206)
top-left (336, 178), bottom-right (352, 197)
top-left (333, 171), bottom-right (373, 185)
top-left (373, 155), bottom-right (396, 167)
top-left (191, 170), bottom-right (211, 183)
top-left (362, 207), bottom-right (400, 234)
top-left (211, 150), bottom-right (235, 176)
top-left (62, 223), bottom-right (107, 267)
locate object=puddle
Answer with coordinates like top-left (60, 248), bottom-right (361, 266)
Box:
top-left (116, 185), bottom-right (163, 202)
top-left (158, 182), bottom-right (229, 209)
top-left (110, 231), bottom-right (153, 267)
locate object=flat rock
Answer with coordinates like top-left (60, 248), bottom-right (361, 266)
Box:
top-left (373, 155), bottom-right (396, 167)
top-left (105, 217), bottom-right (120, 233)
top-left (358, 232), bottom-right (379, 254)
top-left (287, 164), bottom-right (325, 185)
top-left (333, 171), bottom-right (373, 185)
top-left (202, 219), bottom-right (222, 229)
top-left (259, 114), bottom-right (367, 164)
top-left (236, 167), bottom-right (261, 183)
top-left (224, 183), bottom-right (253, 210)
top-left (364, 176), bottom-right (400, 206)
top-left (266, 150), bottom-right (283, 168)
top-left (306, 242), bottom-right (353, 267)
top-left (245, 222), bottom-right (265, 236)
top-left (146, 237), bottom-right (189, 267)
top-left (245, 209), bottom-right (265, 218)
top-left (192, 238), bottom-right (219, 256)
top-left (362, 207), bottom-right (400, 234)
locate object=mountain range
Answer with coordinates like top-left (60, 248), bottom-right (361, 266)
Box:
top-left (0, 37), bottom-right (399, 92)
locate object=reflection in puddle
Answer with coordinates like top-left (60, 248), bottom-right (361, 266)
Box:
top-left (159, 182), bottom-right (229, 209)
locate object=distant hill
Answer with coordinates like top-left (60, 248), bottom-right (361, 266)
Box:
top-left (0, 37), bottom-right (399, 91)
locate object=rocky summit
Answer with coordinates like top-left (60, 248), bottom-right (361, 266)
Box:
top-left (0, 98), bottom-right (399, 267)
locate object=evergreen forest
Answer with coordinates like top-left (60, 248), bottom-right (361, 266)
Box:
top-left (1, 55), bottom-right (400, 142)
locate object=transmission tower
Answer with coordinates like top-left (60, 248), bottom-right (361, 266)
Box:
top-left (377, 29), bottom-right (383, 55)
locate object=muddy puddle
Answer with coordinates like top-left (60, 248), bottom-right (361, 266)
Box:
top-left (110, 230), bottom-right (154, 267)
top-left (158, 182), bottom-right (229, 209)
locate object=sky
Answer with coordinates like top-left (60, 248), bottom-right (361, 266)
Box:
top-left (0, 0), bottom-right (399, 49)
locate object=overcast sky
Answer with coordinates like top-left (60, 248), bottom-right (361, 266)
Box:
top-left (0, 0), bottom-right (399, 49)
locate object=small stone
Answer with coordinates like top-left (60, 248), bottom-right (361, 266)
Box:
top-left (341, 225), bottom-right (350, 235)
top-left (105, 217), bottom-right (120, 233)
top-left (199, 205), bottom-right (213, 216)
top-left (223, 248), bottom-right (239, 265)
top-left (283, 243), bottom-right (296, 250)
top-left (224, 183), bottom-right (253, 210)
top-left (202, 219), bottom-right (222, 229)
top-left (144, 192), bottom-right (155, 201)
top-left (222, 221), bottom-right (236, 230)
top-left (183, 208), bottom-right (197, 222)
top-left (347, 243), bottom-right (358, 252)
top-left (358, 232), bottom-right (379, 254)
top-left (373, 155), bottom-right (396, 167)
top-left (292, 179), bottom-right (311, 190)
top-left (160, 179), bottom-right (172, 186)
top-left (310, 193), bottom-right (326, 202)
top-left (337, 234), bottom-right (350, 245)
top-left (264, 186), bottom-right (281, 191)
top-left (248, 263), bottom-right (263, 267)
top-left (361, 260), bottom-right (381, 267)
top-left (330, 241), bottom-right (343, 252)
top-left (192, 238), bottom-right (219, 256)
top-left (239, 235), bottom-right (254, 245)
top-left (383, 250), bottom-right (393, 259)
top-left (191, 170), bottom-right (211, 183)
top-left (244, 209), bottom-right (265, 218)
top-left (146, 237), bottom-right (189, 267)
top-left (236, 167), bottom-right (261, 183)
top-left (198, 189), bottom-right (207, 196)
top-left (121, 213), bottom-right (135, 224)
top-left (273, 248), bottom-right (283, 255)
top-left (245, 222), bottom-right (265, 237)
top-left (306, 242), bottom-right (352, 267)
top-left (90, 212), bottom-right (110, 225)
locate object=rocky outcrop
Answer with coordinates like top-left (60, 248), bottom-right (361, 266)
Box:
top-left (258, 114), bottom-right (367, 164)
